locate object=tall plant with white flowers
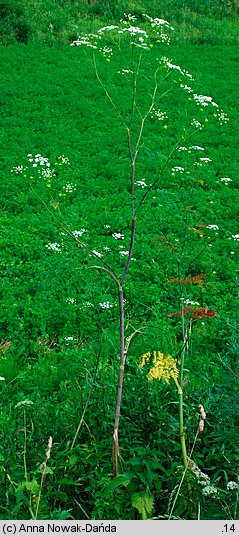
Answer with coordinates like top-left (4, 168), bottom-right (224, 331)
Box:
top-left (69, 12), bottom-right (228, 476)
top-left (13, 13), bottom-right (228, 479)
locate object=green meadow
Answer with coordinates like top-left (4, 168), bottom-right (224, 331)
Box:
top-left (0, 0), bottom-right (239, 521)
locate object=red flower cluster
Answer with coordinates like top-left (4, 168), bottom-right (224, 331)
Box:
top-left (168, 306), bottom-right (217, 319)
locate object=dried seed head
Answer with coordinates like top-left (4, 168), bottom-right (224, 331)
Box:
top-left (199, 404), bottom-right (206, 420)
top-left (198, 420), bottom-right (205, 432)
top-left (46, 436), bottom-right (53, 461)
top-left (198, 404), bottom-right (206, 432)
top-left (42, 462), bottom-right (46, 473)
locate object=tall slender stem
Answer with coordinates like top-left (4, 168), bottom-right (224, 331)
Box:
top-left (23, 410), bottom-right (28, 482)
top-left (113, 284), bottom-right (125, 476)
top-left (120, 217), bottom-right (136, 287)
top-left (176, 380), bottom-right (188, 468)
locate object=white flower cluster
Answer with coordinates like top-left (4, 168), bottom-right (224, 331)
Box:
top-left (82, 302), bottom-right (94, 308)
top-left (118, 68), bottom-right (134, 75)
top-left (193, 94), bottom-right (218, 108)
top-left (12, 153), bottom-right (51, 177)
top-left (99, 46), bottom-right (113, 60)
top-left (71, 13), bottom-right (174, 55)
top-left (143, 14), bottom-right (174, 45)
top-left (231, 234), bottom-right (239, 241)
top-left (200, 157), bottom-right (212, 163)
top-left (206, 225), bottom-right (219, 230)
top-left (180, 83), bottom-right (193, 93)
top-left (194, 157), bottom-right (212, 167)
top-left (12, 153), bottom-right (69, 188)
top-left (221, 177), bottom-right (233, 183)
top-left (190, 465), bottom-right (219, 498)
top-left (63, 182), bottom-right (76, 193)
top-left (151, 108), bottom-right (168, 121)
top-left (64, 337), bottom-right (77, 345)
top-left (99, 301), bottom-right (113, 309)
top-left (57, 155), bottom-right (70, 165)
top-left (66, 298), bottom-right (76, 304)
top-left (162, 57), bottom-right (193, 79)
top-left (28, 153), bottom-right (51, 167)
top-left (11, 165), bottom-right (25, 175)
top-left (191, 145), bottom-right (204, 151)
top-left (181, 299), bottom-right (200, 306)
top-left (118, 26), bottom-right (149, 49)
top-left (191, 118), bottom-right (203, 130)
top-left (227, 481), bottom-right (238, 491)
top-left (112, 232), bottom-right (124, 240)
top-left (146, 16), bottom-right (174, 31)
top-left (41, 167), bottom-right (53, 181)
top-left (189, 460), bottom-right (214, 492)
top-left (214, 110), bottom-right (229, 125)
top-left (119, 250), bottom-right (129, 256)
top-left (98, 25), bottom-right (119, 34)
top-left (15, 399), bottom-right (34, 408)
top-left (172, 166), bottom-right (184, 173)
top-left (197, 472), bottom-right (211, 487)
top-left (92, 250), bottom-right (102, 258)
top-left (136, 180), bottom-right (147, 188)
top-left (45, 242), bottom-right (61, 252)
top-left (72, 229), bottom-right (86, 238)
top-left (202, 485), bottom-right (218, 497)
top-left (119, 26), bottom-right (148, 37)
top-left (178, 145), bottom-right (205, 153)
top-left (120, 14), bottom-right (137, 23)
top-left (192, 95), bottom-right (228, 125)
top-left (70, 34), bottom-right (98, 49)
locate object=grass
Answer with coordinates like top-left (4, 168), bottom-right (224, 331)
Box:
top-left (0, 0), bottom-right (239, 45)
top-left (0, 3), bottom-right (239, 521)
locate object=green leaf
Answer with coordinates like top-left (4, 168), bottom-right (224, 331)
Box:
top-left (105, 472), bottom-right (135, 492)
top-left (132, 491), bottom-right (154, 520)
top-left (67, 454), bottom-right (79, 467)
top-left (25, 479), bottom-right (40, 495)
top-left (57, 478), bottom-right (81, 486)
top-left (36, 466), bottom-right (53, 475)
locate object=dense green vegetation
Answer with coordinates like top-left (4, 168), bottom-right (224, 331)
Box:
top-left (0, 0), bottom-right (239, 521)
top-left (0, 0), bottom-right (239, 45)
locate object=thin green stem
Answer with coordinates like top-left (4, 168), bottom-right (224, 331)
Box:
top-left (23, 410), bottom-right (28, 482)
top-left (34, 471), bottom-right (44, 520)
top-left (175, 378), bottom-right (187, 468)
top-left (169, 425), bottom-right (200, 519)
top-left (113, 284), bottom-right (125, 477)
top-left (71, 341), bottom-right (102, 450)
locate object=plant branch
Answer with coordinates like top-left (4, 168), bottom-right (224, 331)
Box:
top-left (71, 339), bottom-right (102, 450)
top-left (93, 54), bottom-right (128, 129)
top-left (30, 185), bottom-right (118, 280)
top-left (136, 135), bottom-right (184, 214)
top-left (120, 217), bottom-right (136, 287)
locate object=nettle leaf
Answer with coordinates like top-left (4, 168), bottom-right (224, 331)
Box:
top-left (132, 491), bottom-right (154, 520)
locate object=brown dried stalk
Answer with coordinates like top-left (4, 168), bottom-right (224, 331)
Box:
top-left (34, 436), bottom-right (53, 520)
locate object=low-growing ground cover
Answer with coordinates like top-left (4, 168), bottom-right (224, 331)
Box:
top-left (0, 8), bottom-right (239, 521)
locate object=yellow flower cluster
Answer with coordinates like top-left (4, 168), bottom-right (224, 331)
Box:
top-left (139, 351), bottom-right (179, 384)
